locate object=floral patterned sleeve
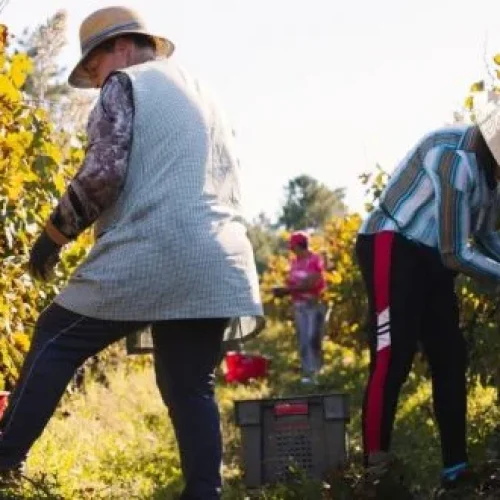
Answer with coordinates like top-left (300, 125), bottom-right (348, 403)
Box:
top-left (49, 72), bottom-right (134, 240)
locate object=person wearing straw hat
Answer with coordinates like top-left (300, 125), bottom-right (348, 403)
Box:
top-left (0, 6), bottom-right (263, 498)
top-left (355, 91), bottom-right (500, 495)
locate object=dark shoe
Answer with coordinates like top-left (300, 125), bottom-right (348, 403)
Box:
top-left (433, 466), bottom-right (479, 499)
top-left (355, 451), bottom-right (414, 499)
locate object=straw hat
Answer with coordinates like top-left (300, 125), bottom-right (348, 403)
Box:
top-left (69, 6), bottom-right (175, 88)
top-left (475, 91), bottom-right (500, 165)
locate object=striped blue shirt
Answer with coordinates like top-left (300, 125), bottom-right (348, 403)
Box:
top-left (360, 125), bottom-right (500, 282)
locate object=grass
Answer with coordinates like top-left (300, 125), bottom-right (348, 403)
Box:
top-left (2, 321), bottom-right (500, 499)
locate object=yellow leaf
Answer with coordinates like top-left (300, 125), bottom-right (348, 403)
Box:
top-left (12, 332), bottom-right (30, 353)
top-left (34, 108), bottom-right (48, 121)
top-left (6, 173), bottom-right (24, 201)
top-left (494, 53), bottom-right (500, 66)
top-left (464, 95), bottom-right (474, 111)
top-left (42, 142), bottom-right (63, 165)
top-left (469, 80), bottom-right (485, 92)
top-left (0, 25), bottom-right (7, 53)
top-left (0, 74), bottom-right (20, 103)
top-left (70, 148), bottom-right (85, 164)
top-left (329, 271), bottom-right (343, 285)
top-left (10, 53), bottom-right (33, 89)
top-left (53, 173), bottom-right (66, 193)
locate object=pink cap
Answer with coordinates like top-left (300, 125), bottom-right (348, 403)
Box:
top-left (289, 231), bottom-right (309, 248)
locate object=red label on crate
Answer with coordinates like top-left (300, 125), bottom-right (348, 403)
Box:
top-left (274, 402), bottom-right (309, 416)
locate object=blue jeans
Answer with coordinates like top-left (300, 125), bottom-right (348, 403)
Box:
top-left (0, 303), bottom-right (227, 499)
top-left (293, 301), bottom-right (326, 375)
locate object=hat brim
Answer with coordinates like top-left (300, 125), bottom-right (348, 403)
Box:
top-left (68, 30), bottom-right (175, 89)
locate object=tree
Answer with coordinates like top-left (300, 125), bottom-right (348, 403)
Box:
top-left (0, 24), bottom-right (88, 388)
top-left (246, 212), bottom-right (280, 275)
top-left (456, 51), bottom-right (500, 123)
top-left (16, 10), bottom-right (68, 106)
top-left (0, 1), bottom-right (9, 15)
top-left (359, 164), bottom-right (389, 213)
top-left (278, 174), bottom-right (346, 230)
top-left (16, 11), bottom-right (95, 134)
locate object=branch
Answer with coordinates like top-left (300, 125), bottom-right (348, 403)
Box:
top-left (0, 0), bottom-right (9, 15)
top-left (483, 31), bottom-right (496, 87)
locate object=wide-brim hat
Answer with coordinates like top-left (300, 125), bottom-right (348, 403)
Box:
top-left (69, 6), bottom-right (175, 88)
top-left (475, 91), bottom-right (500, 165)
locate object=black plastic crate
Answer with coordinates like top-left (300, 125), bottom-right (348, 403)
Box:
top-left (234, 393), bottom-right (349, 488)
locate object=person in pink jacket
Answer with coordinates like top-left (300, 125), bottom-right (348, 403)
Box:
top-left (274, 231), bottom-right (327, 384)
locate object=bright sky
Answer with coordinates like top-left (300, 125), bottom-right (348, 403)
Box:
top-left (3, 0), bottom-right (500, 221)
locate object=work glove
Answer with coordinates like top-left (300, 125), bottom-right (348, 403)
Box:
top-left (28, 230), bottom-right (62, 281)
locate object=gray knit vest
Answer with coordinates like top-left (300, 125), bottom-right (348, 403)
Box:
top-left (56, 60), bottom-right (263, 339)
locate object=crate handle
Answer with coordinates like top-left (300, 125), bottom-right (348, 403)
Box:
top-left (273, 402), bottom-right (309, 416)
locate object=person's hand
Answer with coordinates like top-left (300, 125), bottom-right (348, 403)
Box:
top-left (28, 230), bottom-right (62, 281)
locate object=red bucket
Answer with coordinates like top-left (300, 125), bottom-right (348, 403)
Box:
top-left (224, 352), bottom-right (269, 383)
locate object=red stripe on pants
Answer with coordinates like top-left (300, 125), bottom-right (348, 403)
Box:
top-left (365, 231), bottom-right (394, 454)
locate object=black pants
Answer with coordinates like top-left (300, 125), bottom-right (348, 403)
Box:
top-left (0, 302), bottom-right (228, 500)
top-left (356, 231), bottom-right (467, 468)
